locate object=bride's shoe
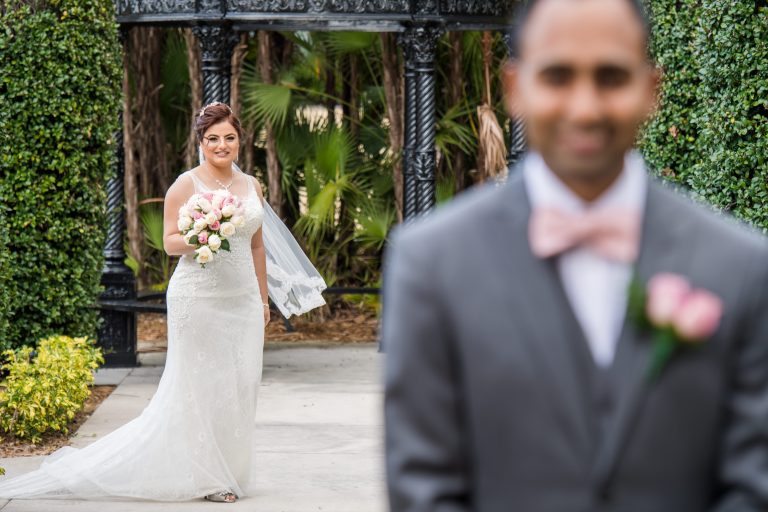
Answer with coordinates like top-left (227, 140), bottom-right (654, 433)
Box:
top-left (204, 490), bottom-right (238, 503)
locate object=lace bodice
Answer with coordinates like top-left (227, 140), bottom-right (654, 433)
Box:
top-left (166, 169), bottom-right (265, 299)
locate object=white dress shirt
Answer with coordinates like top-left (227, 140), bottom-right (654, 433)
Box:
top-left (522, 151), bottom-right (648, 367)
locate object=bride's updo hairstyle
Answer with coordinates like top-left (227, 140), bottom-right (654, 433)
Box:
top-left (194, 102), bottom-right (244, 142)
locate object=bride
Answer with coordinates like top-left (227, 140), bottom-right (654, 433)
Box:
top-left (0, 102), bottom-right (326, 503)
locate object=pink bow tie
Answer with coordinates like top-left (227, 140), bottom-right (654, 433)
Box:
top-left (529, 207), bottom-right (641, 262)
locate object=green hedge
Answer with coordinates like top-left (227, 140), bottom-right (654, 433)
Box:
top-left (0, 0), bottom-right (121, 350)
top-left (0, 204), bottom-right (9, 351)
top-left (641, 0), bottom-right (768, 228)
top-left (691, 1), bottom-right (768, 226)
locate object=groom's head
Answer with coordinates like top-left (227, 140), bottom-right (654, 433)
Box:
top-left (502, 0), bottom-right (660, 200)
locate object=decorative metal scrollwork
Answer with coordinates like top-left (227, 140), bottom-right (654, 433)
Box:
top-left (120, 0), bottom-right (196, 14)
top-left (440, 0), bottom-right (506, 16)
top-left (400, 25), bottom-right (442, 66)
top-left (226, 0), bottom-right (408, 13)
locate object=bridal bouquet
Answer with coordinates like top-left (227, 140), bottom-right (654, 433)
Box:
top-left (178, 190), bottom-right (246, 267)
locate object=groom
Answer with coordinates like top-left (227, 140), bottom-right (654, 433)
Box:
top-left (382, 0), bottom-right (768, 510)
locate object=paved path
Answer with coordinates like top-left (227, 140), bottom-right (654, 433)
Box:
top-left (0, 343), bottom-right (386, 512)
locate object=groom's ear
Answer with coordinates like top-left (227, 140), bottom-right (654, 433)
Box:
top-left (501, 60), bottom-right (521, 119)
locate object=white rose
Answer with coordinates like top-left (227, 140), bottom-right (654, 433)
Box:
top-left (187, 194), bottom-right (202, 207)
top-left (212, 192), bottom-right (227, 210)
top-left (193, 218), bottom-right (207, 233)
top-left (198, 197), bottom-right (213, 213)
top-left (231, 215), bottom-right (245, 227)
top-left (208, 234), bottom-right (222, 251)
top-left (205, 212), bottom-right (218, 225)
top-left (183, 232), bottom-right (195, 245)
top-left (195, 245), bottom-right (213, 264)
top-left (220, 221), bottom-right (236, 237)
top-left (177, 216), bottom-right (193, 232)
top-left (221, 204), bottom-right (236, 218)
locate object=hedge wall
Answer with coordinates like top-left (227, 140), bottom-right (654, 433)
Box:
top-left (641, 0), bottom-right (768, 229)
top-left (691, 0), bottom-right (768, 227)
top-left (0, 204), bottom-right (9, 351)
top-left (0, 0), bottom-right (121, 350)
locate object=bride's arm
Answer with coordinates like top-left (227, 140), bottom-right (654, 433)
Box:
top-left (250, 177), bottom-right (270, 325)
top-left (163, 175), bottom-right (197, 256)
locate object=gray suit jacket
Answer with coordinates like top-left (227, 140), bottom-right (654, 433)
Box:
top-left (382, 171), bottom-right (768, 512)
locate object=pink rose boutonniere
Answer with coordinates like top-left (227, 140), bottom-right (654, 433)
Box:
top-left (629, 273), bottom-right (724, 381)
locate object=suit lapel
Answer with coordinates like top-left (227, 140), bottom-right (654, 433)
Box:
top-left (492, 175), bottom-right (597, 456)
top-left (592, 179), bottom-right (697, 489)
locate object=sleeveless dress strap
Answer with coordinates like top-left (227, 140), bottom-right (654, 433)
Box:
top-left (245, 173), bottom-right (256, 198)
top-left (185, 170), bottom-right (208, 193)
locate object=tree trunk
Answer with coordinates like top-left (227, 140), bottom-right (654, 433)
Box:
top-left (344, 54), bottom-right (360, 140)
top-left (380, 33), bottom-right (404, 222)
top-left (128, 27), bottom-right (169, 200)
top-left (448, 31), bottom-right (467, 192)
top-left (122, 30), bottom-right (142, 276)
top-left (183, 28), bottom-right (202, 170)
top-left (230, 33), bottom-right (251, 173)
top-left (258, 30), bottom-right (284, 218)
top-left (230, 33), bottom-right (248, 116)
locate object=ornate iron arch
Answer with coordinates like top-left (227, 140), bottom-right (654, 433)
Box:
top-left (99, 0), bottom-right (525, 366)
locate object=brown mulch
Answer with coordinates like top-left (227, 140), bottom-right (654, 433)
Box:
top-left (0, 385), bottom-right (116, 458)
top-left (138, 305), bottom-right (379, 346)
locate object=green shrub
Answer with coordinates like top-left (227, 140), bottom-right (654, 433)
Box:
top-left (640, 0), bottom-right (703, 185)
top-left (0, 0), bottom-right (121, 350)
top-left (641, 0), bottom-right (768, 229)
top-left (0, 203), bottom-right (9, 353)
top-left (0, 335), bottom-right (104, 443)
top-left (690, 1), bottom-right (768, 227)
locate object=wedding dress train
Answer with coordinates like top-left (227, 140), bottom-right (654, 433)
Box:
top-left (0, 171), bottom-right (273, 501)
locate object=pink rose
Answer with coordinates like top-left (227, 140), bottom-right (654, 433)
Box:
top-left (672, 290), bottom-right (723, 341)
top-left (202, 192), bottom-right (214, 201)
top-left (193, 211), bottom-right (204, 220)
top-left (209, 220), bottom-right (221, 231)
top-left (197, 231), bottom-right (208, 245)
top-left (213, 208), bottom-right (222, 220)
top-left (223, 196), bottom-right (235, 206)
top-left (646, 273), bottom-right (690, 326)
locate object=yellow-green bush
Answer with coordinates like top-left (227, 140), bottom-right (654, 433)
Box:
top-left (0, 335), bottom-right (104, 443)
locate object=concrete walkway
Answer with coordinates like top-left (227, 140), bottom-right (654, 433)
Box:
top-left (0, 343), bottom-right (386, 512)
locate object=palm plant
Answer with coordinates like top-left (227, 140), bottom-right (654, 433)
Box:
top-left (240, 31), bottom-right (397, 286)
top-left (138, 201), bottom-right (175, 291)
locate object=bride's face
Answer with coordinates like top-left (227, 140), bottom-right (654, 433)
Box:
top-left (200, 121), bottom-right (239, 168)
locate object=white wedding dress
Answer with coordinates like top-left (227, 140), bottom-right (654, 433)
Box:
top-left (0, 171), bottom-right (269, 501)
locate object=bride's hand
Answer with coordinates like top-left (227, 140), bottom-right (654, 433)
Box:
top-left (263, 305), bottom-right (271, 326)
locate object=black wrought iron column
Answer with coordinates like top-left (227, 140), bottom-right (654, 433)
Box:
top-left (193, 24), bottom-right (239, 105)
top-left (399, 31), bottom-right (418, 221)
top-left (401, 24), bottom-right (443, 219)
top-left (98, 28), bottom-right (138, 367)
top-left (503, 30), bottom-right (526, 169)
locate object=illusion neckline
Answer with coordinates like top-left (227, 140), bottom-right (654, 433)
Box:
top-left (187, 169), bottom-right (257, 201)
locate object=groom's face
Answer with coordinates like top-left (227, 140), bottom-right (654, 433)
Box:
top-left (503, 0), bottom-right (659, 187)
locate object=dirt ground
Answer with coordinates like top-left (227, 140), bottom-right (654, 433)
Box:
top-left (137, 305), bottom-right (379, 346)
top-left (0, 385), bottom-right (116, 457)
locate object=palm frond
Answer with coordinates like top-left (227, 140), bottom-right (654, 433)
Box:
top-left (354, 201), bottom-right (395, 250)
top-left (324, 32), bottom-right (378, 55)
top-left (139, 204), bottom-right (165, 253)
top-left (436, 103), bottom-right (477, 168)
top-left (241, 81), bottom-right (293, 129)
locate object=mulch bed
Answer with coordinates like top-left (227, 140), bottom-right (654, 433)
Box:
top-left (138, 305), bottom-right (379, 346)
top-left (0, 385), bottom-right (116, 458)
